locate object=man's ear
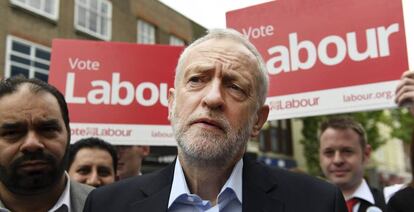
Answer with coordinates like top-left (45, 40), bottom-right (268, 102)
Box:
top-left (139, 146), bottom-right (150, 157)
top-left (168, 88), bottom-right (175, 120)
top-left (251, 105), bottom-right (269, 137)
top-left (362, 144), bottom-right (372, 163)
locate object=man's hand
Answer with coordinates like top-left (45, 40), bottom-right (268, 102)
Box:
top-left (395, 70), bottom-right (414, 115)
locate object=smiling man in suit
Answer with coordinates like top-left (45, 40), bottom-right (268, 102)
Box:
top-left (83, 28), bottom-right (347, 212)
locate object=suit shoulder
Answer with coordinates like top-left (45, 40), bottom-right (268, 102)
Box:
top-left (244, 160), bottom-right (347, 212)
top-left (274, 167), bottom-right (330, 187)
top-left (83, 164), bottom-right (173, 212)
top-left (91, 167), bottom-right (169, 197)
top-left (70, 180), bottom-right (94, 212)
top-left (248, 160), bottom-right (338, 194)
top-left (71, 180), bottom-right (94, 195)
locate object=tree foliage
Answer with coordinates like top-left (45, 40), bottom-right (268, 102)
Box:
top-left (390, 108), bottom-right (414, 143)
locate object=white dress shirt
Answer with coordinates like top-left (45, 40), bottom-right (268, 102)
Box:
top-left (168, 158), bottom-right (243, 212)
top-left (346, 179), bottom-right (375, 212)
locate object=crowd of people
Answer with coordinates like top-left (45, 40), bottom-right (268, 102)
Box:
top-left (0, 28), bottom-right (412, 212)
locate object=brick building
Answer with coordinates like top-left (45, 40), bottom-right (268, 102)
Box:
top-left (0, 0), bottom-right (299, 173)
top-left (0, 0), bottom-right (205, 81)
top-left (0, 0), bottom-right (207, 172)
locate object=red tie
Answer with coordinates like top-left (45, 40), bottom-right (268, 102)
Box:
top-left (346, 198), bottom-right (358, 212)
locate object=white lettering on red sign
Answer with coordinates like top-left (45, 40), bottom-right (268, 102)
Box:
top-left (266, 23), bottom-right (399, 75)
top-left (242, 25), bottom-right (274, 39)
top-left (65, 72), bottom-right (168, 107)
top-left (69, 58), bottom-right (100, 71)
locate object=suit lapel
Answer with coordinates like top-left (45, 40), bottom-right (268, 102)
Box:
top-left (243, 156), bottom-right (285, 212)
top-left (128, 162), bottom-right (175, 212)
top-left (126, 157), bottom-right (285, 212)
top-left (128, 185), bottom-right (171, 212)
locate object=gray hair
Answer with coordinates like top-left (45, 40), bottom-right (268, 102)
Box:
top-left (174, 28), bottom-right (269, 108)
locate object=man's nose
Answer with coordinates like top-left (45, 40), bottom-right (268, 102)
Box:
top-left (86, 171), bottom-right (102, 187)
top-left (202, 80), bottom-right (224, 110)
top-left (20, 131), bottom-right (44, 153)
top-left (333, 151), bottom-right (344, 164)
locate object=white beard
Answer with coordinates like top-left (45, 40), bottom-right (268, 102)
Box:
top-left (170, 101), bottom-right (254, 167)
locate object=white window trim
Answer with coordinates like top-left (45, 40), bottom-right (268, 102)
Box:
top-left (10, 0), bottom-right (60, 21)
top-left (74, 0), bottom-right (112, 41)
top-left (169, 35), bottom-right (185, 46)
top-left (137, 20), bottom-right (156, 44)
top-left (5, 35), bottom-right (51, 79)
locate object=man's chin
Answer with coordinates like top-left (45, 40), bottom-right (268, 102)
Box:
top-left (330, 177), bottom-right (351, 187)
top-left (3, 169), bottom-right (64, 196)
top-left (179, 145), bottom-right (233, 167)
top-left (11, 185), bottom-right (54, 196)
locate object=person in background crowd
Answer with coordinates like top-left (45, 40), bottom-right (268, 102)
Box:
top-left (319, 116), bottom-right (386, 212)
top-left (116, 145), bottom-right (150, 180)
top-left (386, 69), bottom-right (414, 211)
top-left (387, 138), bottom-right (414, 212)
top-left (0, 77), bottom-right (92, 212)
top-left (67, 137), bottom-right (117, 187)
top-left (383, 181), bottom-right (405, 203)
top-left (83, 28), bottom-right (346, 212)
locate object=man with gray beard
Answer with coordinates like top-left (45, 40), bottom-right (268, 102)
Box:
top-left (84, 28), bottom-right (347, 212)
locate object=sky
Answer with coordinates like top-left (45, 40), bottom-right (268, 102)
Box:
top-left (159, 0), bottom-right (273, 29)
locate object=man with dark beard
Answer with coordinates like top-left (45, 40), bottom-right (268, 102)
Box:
top-left (84, 28), bottom-right (347, 212)
top-left (0, 77), bottom-right (93, 212)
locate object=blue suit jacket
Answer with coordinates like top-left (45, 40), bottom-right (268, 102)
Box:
top-left (83, 156), bottom-right (347, 212)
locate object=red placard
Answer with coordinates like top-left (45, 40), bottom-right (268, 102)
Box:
top-left (227, 0), bottom-right (410, 119)
top-left (49, 40), bottom-right (183, 145)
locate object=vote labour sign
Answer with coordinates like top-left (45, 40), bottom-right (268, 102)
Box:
top-left (227, 0), bottom-right (414, 120)
top-left (49, 40), bottom-right (183, 145)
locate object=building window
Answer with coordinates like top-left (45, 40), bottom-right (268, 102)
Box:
top-left (5, 35), bottom-right (50, 82)
top-left (11, 0), bottom-right (60, 20)
top-left (169, 35), bottom-right (185, 46)
top-left (74, 0), bottom-right (112, 41)
top-left (137, 20), bottom-right (156, 44)
top-left (259, 119), bottom-right (293, 156)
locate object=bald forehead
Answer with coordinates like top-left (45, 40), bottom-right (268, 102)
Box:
top-left (0, 83), bottom-right (66, 134)
top-left (177, 38), bottom-right (258, 81)
top-left (187, 38), bottom-right (256, 62)
top-left (0, 84), bottom-right (60, 112)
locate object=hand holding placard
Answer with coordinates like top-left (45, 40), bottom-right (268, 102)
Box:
top-left (395, 70), bottom-right (414, 113)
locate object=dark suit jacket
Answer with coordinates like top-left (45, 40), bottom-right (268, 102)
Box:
top-left (83, 157), bottom-right (347, 212)
top-left (387, 186), bottom-right (414, 212)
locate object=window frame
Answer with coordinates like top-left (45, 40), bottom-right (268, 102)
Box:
top-left (74, 0), bottom-right (112, 41)
top-left (5, 35), bottom-right (51, 82)
top-left (258, 119), bottom-right (293, 156)
top-left (10, 0), bottom-right (60, 21)
top-left (137, 19), bottom-right (156, 44)
top-left (169, 35), bottom-right (185, 46)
